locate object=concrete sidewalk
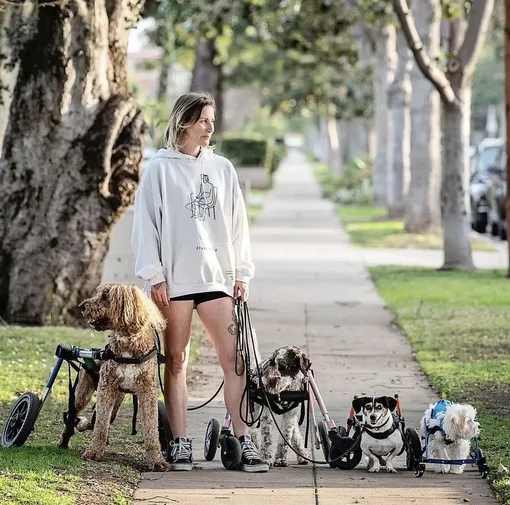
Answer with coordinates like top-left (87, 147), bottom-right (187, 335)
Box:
top-left (130, 150), bottom-right (497, 505)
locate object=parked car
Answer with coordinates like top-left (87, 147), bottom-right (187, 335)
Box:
top-left (469, 138), bottom-right (505, 234)
top-left (485, 142), bottom-right (507, 240)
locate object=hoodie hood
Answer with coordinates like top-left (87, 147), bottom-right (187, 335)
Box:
top-left (152, 147), bottom-right (212, 163)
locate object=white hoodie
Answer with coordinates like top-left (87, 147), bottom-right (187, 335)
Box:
top-left (131, 147), bottom-right (255, 298)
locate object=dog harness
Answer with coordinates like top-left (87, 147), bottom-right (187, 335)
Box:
top-left (427, 399), bottom-right (453, 444)
top-left (364, 420), bottom-right (399, 440)
top-left (100, 344), bottom-right (164, 364)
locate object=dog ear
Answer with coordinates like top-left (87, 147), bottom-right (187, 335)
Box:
top-left (104, 284), bottom-right (125, 328)
top-left (383, 396), bottom-right (398, 412)
top-left (295, 347), bottom-right (311, 373)
top-left (352, 396), bottom-right (371, 413)
top-left (127, 286), bottom-right (166, 332)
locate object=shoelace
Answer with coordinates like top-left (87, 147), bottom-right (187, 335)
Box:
top-left (240, 439), bottom-right (260, 461)
top-left (171, 438), bottom-right (192, 460)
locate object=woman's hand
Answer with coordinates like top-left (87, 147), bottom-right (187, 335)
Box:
top-left (151, 281), bottom-right (169, 308)
top-left (234, 281), bottom-right (248, 302)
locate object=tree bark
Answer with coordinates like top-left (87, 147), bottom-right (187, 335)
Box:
top-left (506, 0), bottom-right (510, 277)
top-left (441, 87), bottom-right (474, 269)
top-left (372, 24), bottom-right (397, 205)
top-left (0, 0), bottom-right (146, 325)
top-left (190, 38), bottom-right (224, 133)
top-left (326, 103), bottom-right (342, 174)
top-left (404, 0), bottom-right (442, 232)
top-left (387, 28), bottom-right (412, 218)
top-left (0, 6), bottom-right (33, 156)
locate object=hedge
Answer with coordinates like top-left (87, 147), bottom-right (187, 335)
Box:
top-left (214, 134), bottom-right (286, 174)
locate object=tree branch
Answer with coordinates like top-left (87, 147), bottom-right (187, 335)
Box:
top-left (457, 0), bottom-right (495, 77)
top-left (392, 0), bottom-right (459, 107)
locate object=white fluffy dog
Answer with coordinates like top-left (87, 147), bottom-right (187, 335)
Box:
top-left (420, 399), bottom-right (480, 474)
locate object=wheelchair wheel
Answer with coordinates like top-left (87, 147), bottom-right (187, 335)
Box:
top-left (329, 436), bottom-right (362, 470)
top-left (204, 418), bottom-right (220, 461)
top-left (405, 427), bottom-right (422, 471)
top-left (157, 401), bottom-right (173, 460)
top-left (476, 448), bottom-right (489, 479)
top-left (221, 435), bottom-right (242, 470)
top-left (317, 421), bottom-right (330, 462)
top-left (2, 392), bottom-right (40, 448)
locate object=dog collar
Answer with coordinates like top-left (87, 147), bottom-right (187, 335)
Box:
top-left (364, 421), bottom-right (399, 439)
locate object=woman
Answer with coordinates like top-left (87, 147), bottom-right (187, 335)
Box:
top-left (131, 92), bottom-right (268, 473)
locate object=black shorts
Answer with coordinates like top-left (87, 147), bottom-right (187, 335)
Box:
top-left (170, 291), bottom-right (231, 306)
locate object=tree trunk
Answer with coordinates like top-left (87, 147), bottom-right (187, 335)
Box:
top-left (190, 39), bottom-right (224, 133)
top-left (405, 0), bottom-right (442, 232)
top-left (372, 24), bottom-right (397, 205)
top-left (0, 6), bottom-right (33, 156)
top-left (157, 51), bottom-right (172, 102)
top-left (387, 28), bottom-right (412, 218)
top-left (506, 0), bottom-right (510, 277)
top-left (326, 103), bottom-right (342, 174)
top-left (440, 87), bottom-right (474, 270)
top-left (0, 1), bottom-right (146, 325)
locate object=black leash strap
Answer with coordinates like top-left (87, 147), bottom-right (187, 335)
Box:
top-left (236, 300), bottom-right (264, 427)
top-left (132, 395), bottom-right (138, 435)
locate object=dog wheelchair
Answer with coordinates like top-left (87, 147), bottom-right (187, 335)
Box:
top-left (338, 394), bottom-right (427, 472)
top-left (200, 300), bottom-right (367, 470)
top-left (203, 369), bottom-right (367, 470)
top-left (1, 343), bottom-right (173, 458)
top-left (405, 418), bottom-right (489, 479)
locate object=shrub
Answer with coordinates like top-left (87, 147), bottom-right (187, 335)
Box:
top-left (214, 135), bottom-right (268, 167)
top-left (215, 134), bottom-right (286, 173)
top-left (264, 138), bottom-right (287, 174)
top-left (319, 155), bottom-right (373, 204)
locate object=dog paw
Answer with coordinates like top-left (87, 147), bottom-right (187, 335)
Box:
top-left (386, 466), bottom-right (398, 474)
top-left (76, 417), bottom-right (92, 432)
top-left (449, 465), bottom-right (464, 474)
top-left (273, 458), bottom-right (288, 467)
top-left (82, 449), bottom-right (104, 461)
top-left (151, 460), bottom-right (171, 472)
top-left (297, 458), bottom-right (309, 465)
top-left (368, 466), bottom-right (380, 473)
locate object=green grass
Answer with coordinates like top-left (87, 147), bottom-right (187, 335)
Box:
top-left (337, 205), bottom-right (495, 251)
top-left (0, 321), bottom-right (204, 505)
top-left (370, 266), bottom-right (510, 503)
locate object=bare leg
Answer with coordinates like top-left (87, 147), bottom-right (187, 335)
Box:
top-left (159, 301), bottom-right (194, 438)
top-left (197, 297), bottom-right (249, 437)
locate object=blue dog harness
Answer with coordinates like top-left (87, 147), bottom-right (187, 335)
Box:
top-left (428, 399), bottom-right (453, 443)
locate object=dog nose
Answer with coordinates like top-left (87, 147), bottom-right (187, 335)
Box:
top-left (78, 301), bottom-right (85, 313)
top-left (370, 415), bottom-right (377, 422)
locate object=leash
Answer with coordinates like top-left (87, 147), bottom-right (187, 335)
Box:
top-left (154, 330), bottom-right (225, 411)
top-left (235, 300), bottom-right (365, 465)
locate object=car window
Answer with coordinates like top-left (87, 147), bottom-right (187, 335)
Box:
top-left (477, 145), bottom-right (502, 173)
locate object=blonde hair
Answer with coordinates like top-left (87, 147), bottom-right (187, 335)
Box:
top-left (165, 92), bottom-right (216, 150)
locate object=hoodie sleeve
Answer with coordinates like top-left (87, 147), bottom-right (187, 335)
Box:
top-left (231, 165), bottom-right (255, 283)
top-left (131, 165), bottom-right (166, 285)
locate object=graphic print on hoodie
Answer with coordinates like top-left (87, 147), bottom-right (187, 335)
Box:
top-left (185, 173), bottom-right (217, 221)
top-left (131, 147), bottom-right (255, 298)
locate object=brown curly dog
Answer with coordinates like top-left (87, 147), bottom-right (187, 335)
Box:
top-left (71, 283), bottom-right (169, 471)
